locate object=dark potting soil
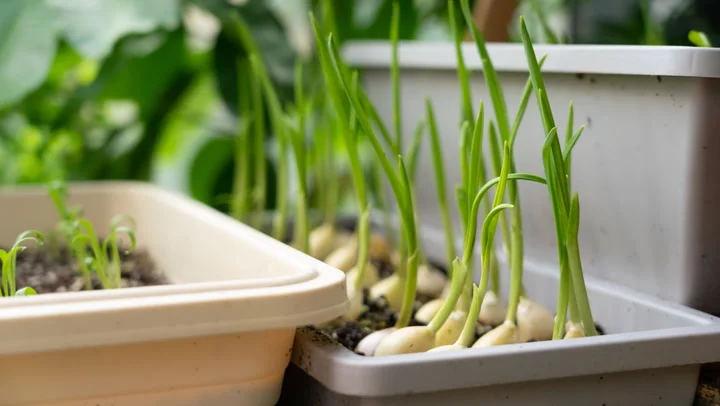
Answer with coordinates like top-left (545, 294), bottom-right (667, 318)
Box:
top-left (13, 244), bottom-right (168, 294)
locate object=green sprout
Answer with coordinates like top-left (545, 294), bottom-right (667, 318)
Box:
top-left (1, 230), bottom-right (45, 297)
top-left (315, 17), bottom-right (421, 327)
top-left (288, 60), bottom-right (310, 254)
top-left (231, 57), bottom-right (254, 223)
top-left (425, 99), bottom-right (456, 272)
top-left (520, 16), bottom-right (597, 337)
top-left (689, 30), bottom-right (712, 47)
top-left (71, 215), bottom-right (137, 290)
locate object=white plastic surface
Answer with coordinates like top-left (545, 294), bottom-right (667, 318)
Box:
top-left (342, 41), bottom-right (720, 315)
top-left (0, 182), bottom-right (347, 406)
top-left (279, 225), bottom-right (720, 405)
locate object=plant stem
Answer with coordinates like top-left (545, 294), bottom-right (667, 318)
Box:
top-left (251, 60), bottom-right (266, 230)
top-left (428, 259), bottom-right (467, 333)
top-left (567, 193), bottom-right (597, 335)
top-left (391, 0), bottom-right (401, 155)
top-left (395, 156), bottom-right (419, 328)
top-left (291, 61), bottom-right (309, 253)
top-left (425, 98), bottom-right (456, 272)
top-left (458, 284), bottom-right (483, 347)
top-left (324, 114), bottom-right (338, 226)
top-left (231, 57), bottom-right (252, 222)
top-left (347, 71), bottom-right (371, 289)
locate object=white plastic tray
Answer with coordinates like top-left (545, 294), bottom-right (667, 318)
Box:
top-left (279, 225), bottom-right (720, 405)
top-left (342, 41), bottom-right (720, 315)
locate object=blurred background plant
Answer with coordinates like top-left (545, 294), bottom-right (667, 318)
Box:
top-left (0, 0), bottom-right (715, 213)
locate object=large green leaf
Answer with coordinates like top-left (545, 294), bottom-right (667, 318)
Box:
top-left (0, 0), bottom-right (57, 109)
top-left (194, 0), bottom-right (295, 114)
top-left (189, 135), bottom-right (235, 207)
top-left (100, 30), bottom-right (187, 117)
top-left (46, 0), bottom-right (181, 60)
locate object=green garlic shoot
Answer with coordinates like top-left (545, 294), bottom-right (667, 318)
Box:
top-left (320, 23), bottom-right (421, 330)
top-left (231, 56), bottom-right (253, 223)
top-left (311, 14), bottom-right (375, 321)
top-left (1, 230), bottom-right (44, 297)
top-left (520, 16), bottom-right (597, 337)
top-left (238, 15), bottom-right (289, 242)
top-left (373, 137), bottom-right (520, 355)
top-left (425, 98), bottom-right (456, 272)
top-left (250, 53), bottom-right (267, 230)
top-left (287, 60), bottom-right (310, 254)
top-left (689, 30), bottom-right (712, 47)
top-left (72, 216), bottom-right (136, 290)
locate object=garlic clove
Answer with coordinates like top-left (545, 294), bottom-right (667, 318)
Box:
top-left (355, 327), bottom-right (397, 356)
top-left (369, 233), bottom-right (392, 262)
top-left (343, 282), bottom-right (365, 321)
top-left (472, 320), bottom-right (518, 347)
top-left (441, 281), bottom-right (452, 299)
top-left (390, 250), bottom-right (401, 268)
top-left (309, 224), bottom-right (338, 260)
top-left (335, 231), bottom-right (353, 250)
top-left (427, 343), bottom-right (464, 352)
top-left (434, 310), bottom-right (467, 346)
top-left (346, 262), bottom-right (380, 289)
top-left (416, 264), bottom-right (448, 298)
top-left (369, 273), bottom-right (405, 311)
top-left (374, 326), bottom-right (436, 356)
top-left (563, 322), bottom-right (585, 339)
top-left (324, 239), bottom-right (358, 272)
top-left (516, 297), bottom-right (554, 342)
top-left (478, 290), bottom-right (507, 326)
top-left (415, 298), bottom-right (444, 324)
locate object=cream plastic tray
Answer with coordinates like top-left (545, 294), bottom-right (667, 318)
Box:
top-left (0, 181), bottom-right (347, 406)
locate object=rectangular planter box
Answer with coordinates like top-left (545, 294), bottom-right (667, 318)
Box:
top-left (279, 226), bottom-right (720, 405)
top-left (342, 42), bottom-right (720, 315)
top-left (0, 181), bottom-right (347, 406)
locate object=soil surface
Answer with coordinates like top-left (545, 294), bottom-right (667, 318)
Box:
top-left (13, 243), bottom-right (168, 294)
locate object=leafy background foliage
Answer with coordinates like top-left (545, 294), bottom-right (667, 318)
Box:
top-left (0, 0), bottom-right (713, 213)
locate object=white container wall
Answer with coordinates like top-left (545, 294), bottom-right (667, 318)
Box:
top-left (342, 42), bottom-right (720, 315)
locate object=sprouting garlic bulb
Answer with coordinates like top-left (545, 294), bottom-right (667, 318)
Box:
top-left (374, 326), bottom-right (436, 356)
top-left (478, 291), bottom-right (507, 326)
top-left (416, 264), bottom-right (448, 298)
top-left (472, 320), bottom-right (518, 347)
top-left (355, 327), bottom-right (397, 356)
top-left (343, 282), bottom-right (365, 321)
top-left (415, 298), bottom-right (444, 324)
top-left (309, 223), bottom-right (338, 260)
top-left (564, 322), bottom-right (585, 339)
top-left (434, 310), bottom-right (466, 346)
top-left (516, 297), bottom-right (554, 342)
top-left (325, 238), bottom-right (358, 272)
top-left (369, 233), bottom-right (392, 262)
top-left (346, 263), bottom-right (380, 289)
top-left (368, 274), bottom-right (405, 311)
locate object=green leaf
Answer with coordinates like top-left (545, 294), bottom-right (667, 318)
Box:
top-left (99, 29), bottom-right (187, 117)
top-left (0, 0), bottom-right (57, 109)
top-left (15, 286), bottom-right (36, 296)
top-left (189, 135), bottom-right (236, 208)
top-left (689, 30), bottom-right (712, 47)
top-left (46, 0), bottom-right (181, 60)
top-left (207, 0), bottom-right (295, 114)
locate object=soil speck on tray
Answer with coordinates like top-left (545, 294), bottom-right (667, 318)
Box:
top-left (13, 243), bottom-right (167, 294)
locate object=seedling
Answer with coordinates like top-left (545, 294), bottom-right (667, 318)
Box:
top-left (71, 215), bottom-right (137, 290)
top-left (0, 230), bottom-right (44, 297)
top-left (520, 16), bottom-right (597, 337)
